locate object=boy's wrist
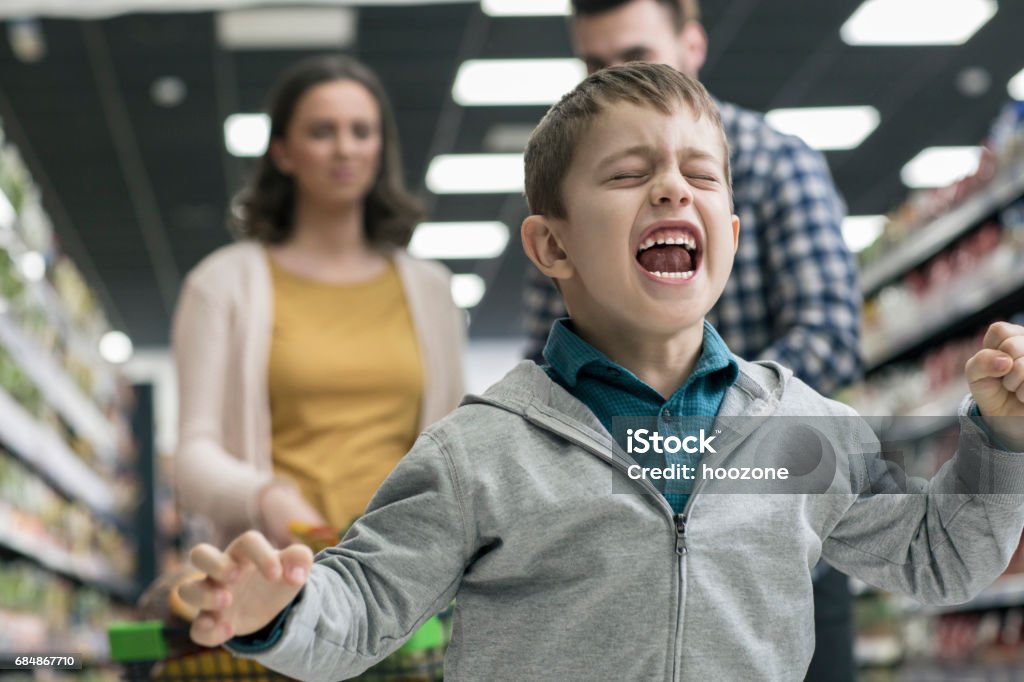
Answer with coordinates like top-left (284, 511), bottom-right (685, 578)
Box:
top-left (225, 590), bottom-right (303, 654)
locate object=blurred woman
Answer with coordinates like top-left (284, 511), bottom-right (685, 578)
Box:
top-left (173, 55), bottom-right (464, 548)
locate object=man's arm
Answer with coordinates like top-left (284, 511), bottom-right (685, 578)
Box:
top-left (757, 135), bottom-right (862, 395)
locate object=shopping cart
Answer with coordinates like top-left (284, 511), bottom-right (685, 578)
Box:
top-left (107, 521), bottom-right (449, 681)
top-left (108, 611), bottom-right (449, 682)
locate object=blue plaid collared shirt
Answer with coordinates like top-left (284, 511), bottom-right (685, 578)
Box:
top-left (524, 99), bottom-right (862, 396)
top-left (543, 318), bottom-right (739, 514)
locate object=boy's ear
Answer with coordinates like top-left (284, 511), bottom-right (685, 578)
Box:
top-left (731, 214), bottom-right (741, 253)
top-left (269, 138), bottom-right (293, 175)
top-left (522, 214), bottom-right (575, 281)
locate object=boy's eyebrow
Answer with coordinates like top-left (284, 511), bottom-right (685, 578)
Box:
top-left (596, 145), bottom-right (722, 169)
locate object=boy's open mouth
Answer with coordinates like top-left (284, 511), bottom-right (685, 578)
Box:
top-left (635, 226), bottom-right (702, 280)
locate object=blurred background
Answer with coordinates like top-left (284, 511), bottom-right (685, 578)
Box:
top-left (0, 0), bottom-right (1023, 679)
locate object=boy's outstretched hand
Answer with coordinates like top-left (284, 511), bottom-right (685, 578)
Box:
top-left (180, 530), bottom-right (313, 647)
top-left (967, 321), bottom-right (1024, 451)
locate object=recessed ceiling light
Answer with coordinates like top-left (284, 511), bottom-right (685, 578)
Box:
top-left (6, 18), bottom-right (45, 63)
top-left (841, 215), bottom-right (887, 253)
top-left (840, 0), bottom-right (997, 46)
top-left (900, 146), bottom-right (982, 188)
top-left (224, 113), bottom-right (269, 158)
top-left (764, 106), bottom-right (880, 151)
top-left (1009, 66), bottom-right (1024, 100)
top-left (453, 59), bottom-right (586, 106)
top-left (151, 76), bottom-right (187, 108)
top-left (409, 222), bottom-right (510, 260)
top-left (426, 154), bottom-right (524, 194)
top-left (451, 274), bottom-right (486, 309)
top-left (99, 330), bottom-right (133, 364)
top-left (216, 7), bottom-right (356, 49)
top-left (955, 67), bottom-right (991, 98)
top-left (481, 0), bottom-right (570, 16)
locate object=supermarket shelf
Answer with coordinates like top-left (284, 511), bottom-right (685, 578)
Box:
top-left (878, 382), bottom-right (966, 443)
top-left (0, 313), bottom-right (119, 460)
top-left (862, 159), bottom-right (1024, 297)
top-left (0, 386), bottom-right (116, 515)
top-left (899, 662), bottom-right (1024, 681)
top-left (863, 255), bottom-right (1024, 372)
top-left (0, 506), bottom-right (134, 602)
top-left (909, 574), bottom-right (1024, 615)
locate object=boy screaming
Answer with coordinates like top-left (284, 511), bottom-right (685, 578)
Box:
top-left (180, 64), bottom-right (1024, 681)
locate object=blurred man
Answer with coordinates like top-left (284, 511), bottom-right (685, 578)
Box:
top-left (522, 2), bottom-right (861, 680)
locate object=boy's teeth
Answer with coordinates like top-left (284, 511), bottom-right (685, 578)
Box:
top-left (638, 234), bottom-right (696, 253)
top-left (652, 270), bottom-right (696, 280)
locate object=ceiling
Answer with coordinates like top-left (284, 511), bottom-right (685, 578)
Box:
top-left (0, 0), bottom-right (1021, 346)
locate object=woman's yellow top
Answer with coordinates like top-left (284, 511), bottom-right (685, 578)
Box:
top-left (267, 256), bottom-right (423, 528)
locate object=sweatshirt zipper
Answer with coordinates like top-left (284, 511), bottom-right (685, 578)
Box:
top-left (674, 512), bottom-right (687, 555)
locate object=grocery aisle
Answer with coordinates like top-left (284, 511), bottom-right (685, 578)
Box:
top-left (0, 1), bottom-right (1023, 681)
top-left (847, 100), bottom-right (1024, 679)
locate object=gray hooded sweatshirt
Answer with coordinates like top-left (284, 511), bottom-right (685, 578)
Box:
top-left (245, 360), bottom-right (1024, 681)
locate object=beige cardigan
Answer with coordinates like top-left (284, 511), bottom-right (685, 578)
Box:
top-left (172, 241), bottom-right (465, 542)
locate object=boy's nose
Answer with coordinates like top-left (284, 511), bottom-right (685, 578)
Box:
top-left (651, 172), bottom-right (694, 206)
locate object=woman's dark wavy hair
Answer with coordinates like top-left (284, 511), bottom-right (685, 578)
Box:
top-left (232, 55), bottom-right (423, 247)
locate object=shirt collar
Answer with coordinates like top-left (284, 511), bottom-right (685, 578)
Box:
top-left (542, 318), bottom-right (739, 390)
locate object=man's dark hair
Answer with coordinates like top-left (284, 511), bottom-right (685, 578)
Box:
top-left (570, 0), bottom-right (701, 30)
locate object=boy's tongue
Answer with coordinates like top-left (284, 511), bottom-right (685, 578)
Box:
top-left (637, 244), bottom-right (694, 273)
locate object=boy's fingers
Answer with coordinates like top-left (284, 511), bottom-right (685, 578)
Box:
top-left (278, 544), bottom-right (314, 586)
top-left (189, 544), bottom-right (238, 583)
top-left (983, 322), bottom-right (1024, 351)
top-left (1002, 357), bottom-right (1024, 394)
top-left (226, 530), bottom-right (282, 581)
top-left (966, 349), bottom-right (1013, 385)
top-left (178, 578), bottom-right (232, 612)
top-left (190, 611), bottom-right (234, 648)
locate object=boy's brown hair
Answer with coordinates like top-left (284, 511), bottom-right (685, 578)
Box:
top-left (524, 62), bottom-right (731, 219)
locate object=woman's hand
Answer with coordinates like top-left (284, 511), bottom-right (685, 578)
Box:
top-left (181, 531), bottom-right (313, 647)
top-left (258, 483), bottom-right (327, 548)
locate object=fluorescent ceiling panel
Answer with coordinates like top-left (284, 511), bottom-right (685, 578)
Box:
top-left (840, 0), bottom-right (997, 46)
top-left (0, 0), bottom-right (476, 19)
top-left (216, 7), bottom-right (356, 49)
top-left (409, 222), bottom-right (510, 260)
top-left (224, 113), bottom-right (269, 158)
top-left (481, 0), bottom-right (570, 16)
top-left (764, 106), bottom-right (880, 150)
top-left (1009, 66), bottom-right (1024, 100)
top-left (900, 146), bottom-right (982, 188)
top-left (841, 215), bottom-right (887, 253)
top-left (453, 59), bottom-right (586, 106)
top-left (426, 154), bottom-right (524, 194)
top-left (451, 274), bottom-right (486, 309)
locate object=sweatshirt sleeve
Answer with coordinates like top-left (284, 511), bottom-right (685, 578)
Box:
top-left (172, 278), bottom-right (276, 534)
top-left (239, 431), bottom-right (471, 681)
top-left (823, 398), bottom-right (1024, 605)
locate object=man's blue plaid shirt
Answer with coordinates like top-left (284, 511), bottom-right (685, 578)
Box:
top-left (524, 99), bottom-right (863, 396)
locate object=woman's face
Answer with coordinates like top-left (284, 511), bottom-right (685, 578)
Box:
top-left (271, 78), bottom-right (383, 208)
